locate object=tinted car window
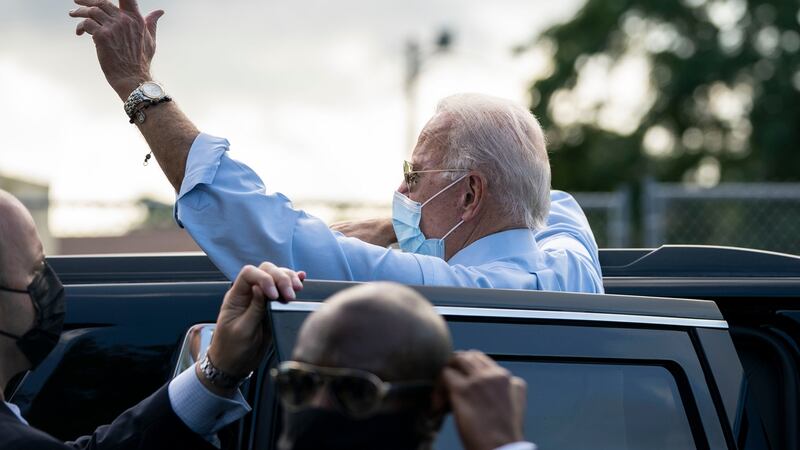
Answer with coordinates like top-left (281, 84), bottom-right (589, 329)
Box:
top-left (435, 361), bottom-right (696, 450)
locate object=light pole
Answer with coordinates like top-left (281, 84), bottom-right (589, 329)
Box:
top-left (404, 29), bottom-right (453, 156)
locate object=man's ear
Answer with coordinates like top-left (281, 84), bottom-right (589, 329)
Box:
top-left (460, 172), bottom-right (485, 222)
top-left (425, 379), bottom-right (450, 432)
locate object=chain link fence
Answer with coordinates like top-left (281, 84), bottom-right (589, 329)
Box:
top-left (642, 181), bottom-right (800, 255)
top-left (573, 189), bottom-right (632, 249)
top-left (33, 183), bottom-right (800, 256)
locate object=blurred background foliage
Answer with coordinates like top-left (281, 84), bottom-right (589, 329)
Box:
top-left (527, 0), bottom-right (800, 192)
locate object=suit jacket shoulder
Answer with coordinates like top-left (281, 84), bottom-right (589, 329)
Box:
top-left (0, 404), bottom-right (68, 450)
top-left (2, 386), bottom-right (215, 450)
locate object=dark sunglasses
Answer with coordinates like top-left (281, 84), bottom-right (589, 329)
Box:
top-left (271, 361), bottom-right (433, 418)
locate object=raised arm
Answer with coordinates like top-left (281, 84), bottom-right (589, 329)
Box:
top-left (67, 0), bottom-right (438, 285)
top-left (70, 0), bottom-right (196, 192)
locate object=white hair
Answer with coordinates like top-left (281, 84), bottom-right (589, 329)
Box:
top-left (435, 93), bottom-right (551, 230)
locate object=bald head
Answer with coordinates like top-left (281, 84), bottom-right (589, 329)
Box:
top-left (0, 190), bottom-right (43, 289)
top-left (293, 283), bottom-right (452, 382)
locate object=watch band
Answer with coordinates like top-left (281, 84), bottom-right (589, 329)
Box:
top-left (198, 354), bottom-right (252, 389)
top-left (124, 89), bottom-right (148, 119)
top-left (130, 96), bottom-right (172, 124)
top-left (124, 82), bottom-right (170, 123)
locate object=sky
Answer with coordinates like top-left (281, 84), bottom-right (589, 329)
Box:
top-left (0, 0), bottom-right (583, 236)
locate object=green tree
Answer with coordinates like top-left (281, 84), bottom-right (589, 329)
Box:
top-left (528, 0), bottom-right (800, 192)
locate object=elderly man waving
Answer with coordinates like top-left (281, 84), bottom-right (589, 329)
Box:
top-left (70, 0), bottom-right (603, 293)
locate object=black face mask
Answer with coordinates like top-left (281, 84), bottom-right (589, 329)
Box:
top-left (278, 408), bottom-right (429, 450)
top-left (0, 262), bottom-right (66, 369)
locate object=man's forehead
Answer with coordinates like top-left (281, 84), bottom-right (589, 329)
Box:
top-left (411, 136), bottom-right (445, 170)
top-left (410, 148), bottom-right (438, 169)
top-left (0, 192), bottom-right (45, 281)
top-left (412, 113), bottom-right (452, 168)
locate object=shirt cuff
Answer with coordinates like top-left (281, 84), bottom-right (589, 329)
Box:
top-left (177, 133), bottom-right (230, 200)
top-left (494, 442), bottom-right (537, 450)
top-left (168, 365), bottom-right (251, 440)
top-left (174, 133), bottom-right (230, 228)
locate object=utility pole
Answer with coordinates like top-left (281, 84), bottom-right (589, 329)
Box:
top-left (403, 29), bottom-right (454, 157)
top-left (404, 39), bottom-right (422, 157)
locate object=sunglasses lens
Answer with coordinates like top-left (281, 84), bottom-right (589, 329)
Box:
top-left (276, 368), bottom-right (321, 409)
top-left (329, 374), bottom-right (381, 416)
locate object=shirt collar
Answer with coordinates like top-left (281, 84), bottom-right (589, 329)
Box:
top-left (1, 401), bottom-right (29, 425)
top-left (448, 228), bottom-right (540, 266)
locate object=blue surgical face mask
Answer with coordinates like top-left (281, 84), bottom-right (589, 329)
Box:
top-left (392, 175), bottom-right (468, 259)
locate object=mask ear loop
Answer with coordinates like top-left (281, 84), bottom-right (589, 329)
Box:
top-left (0, 286), bottom-right (28, 294)
top-left (0, 329), bottom-right (22, 340)
top-left (440, 219), bottom-right (464, 241)
top-left (420, 173), bottom-right (469, 208)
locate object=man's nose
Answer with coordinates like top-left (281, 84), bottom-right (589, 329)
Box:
top-left (308, 385), bottom-right (338, 409)
top-left (397, 179), bottom-right (409, 195)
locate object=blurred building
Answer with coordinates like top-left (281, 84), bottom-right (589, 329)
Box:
top-left (58, 229), bottom-right (201, 254)
top-left (0, 174), bottom-right (58, 255)
top-left (56, 197), bottom-right (389, 255)
top-left (57, 198), bottom-right (202, 255)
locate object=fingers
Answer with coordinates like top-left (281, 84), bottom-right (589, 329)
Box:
top-left (329, 221), bottom-right (350, 232)
top-left (449, 350), bottom-right (497, 373)
top-left (511, 376), bottom-right (527, 396)
top-left (144, 10), bottom-right (164, 37)
top-left (511, 376), bottom-right (527, 408)
top-left (119, 0), bottom-right (141, 15)
top-left (73, 0), bottom-right (118, 16)
top-left (467, 351), bottom-right (496, 369)
top-left (241, 284), bottom-right (267, 321)
top-left (230, 265), bottom-right (259, 297)
top-left (230, 263), bottom-right (305, 306)
top-left (510, 376), bottom-right (527, 430)
top-left (69, 6), bottom-right (112, 24)
top-left (258, 262), bottom-right (300, 301)
top-left (76, 18), bottom-right (102, 36)
top-left (231, 262), bottom-right (306, 301)
top-left (441, 366), bottom-right (468, 391)
top-left (282, 268), bottom-right (304, 290)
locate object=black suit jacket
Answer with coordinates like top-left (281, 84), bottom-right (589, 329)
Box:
top-left (0, 385), bottom-right (217, 450)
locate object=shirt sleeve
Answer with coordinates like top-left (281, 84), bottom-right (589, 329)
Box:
top-left (535, 191), bottom-right (605, 293)
top-left (174, 134), bottom-right (602, 292)
top-left (167, 366), bottom-right (251, 444)
top-left (494, 442), bottom-right (537, 450)
top-left (174, 133), bottom-right (438, 284)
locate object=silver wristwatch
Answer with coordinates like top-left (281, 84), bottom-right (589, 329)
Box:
top-left (124, 81), bottom-right (171, 124)
top-left (198, 354), bottom-right (252, 389)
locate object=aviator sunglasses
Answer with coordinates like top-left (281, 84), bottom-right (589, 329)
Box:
top-left (271, 361), bottom-right (434, 418)
top-left (403, 160), bottom-right (468, 191)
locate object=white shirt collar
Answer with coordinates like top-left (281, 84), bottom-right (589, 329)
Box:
top-left (3, 400), bottom-right (29, 425)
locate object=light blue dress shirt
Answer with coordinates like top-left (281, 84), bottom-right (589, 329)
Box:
top-left (175, 133), bottom-right (603, 293)
top-left (168, 366), bottom-right (250, 442)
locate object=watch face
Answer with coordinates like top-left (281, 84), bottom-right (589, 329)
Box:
top-left (141, 82), bottom-right (164, 99)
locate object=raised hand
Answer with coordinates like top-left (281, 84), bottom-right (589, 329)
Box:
top-left (200, 262), bottom-right (306, 396)
top-left (69, 0), bottom-right (164, 100)
top-left (442, 351), bottom-right (527, 450)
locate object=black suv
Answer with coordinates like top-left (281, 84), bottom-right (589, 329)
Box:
top-left (7, 245), bottom-right (800, 449)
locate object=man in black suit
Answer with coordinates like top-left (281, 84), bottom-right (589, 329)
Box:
top-left (0, 189), bottom-right (305, 449)
top-left (274, 282), bottom-right (535, 450)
